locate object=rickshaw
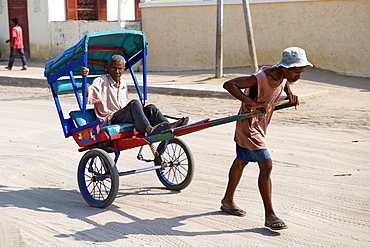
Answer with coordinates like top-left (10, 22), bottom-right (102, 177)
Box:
top-left (44, 30), bottom-right (292, 208)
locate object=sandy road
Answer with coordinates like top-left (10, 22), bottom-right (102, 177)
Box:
top-left (0, 79), bottom-right (369, 246)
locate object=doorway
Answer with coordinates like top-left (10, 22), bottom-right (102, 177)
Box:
top-left (7, 0), bottom-right (31, 58)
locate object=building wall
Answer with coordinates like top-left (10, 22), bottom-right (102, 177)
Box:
top-left (47, 20), bottom-right (141, 60)
top-left (141, 0), bottom-right (370, 77)
top-left (27, 0), bottom-right (52, 60)
top-left (0, 0), bottom-right (139, 60)
top-left (108, 0), bottom-right (136, 21)
top-left (0, 0), bottom-right (10, 58)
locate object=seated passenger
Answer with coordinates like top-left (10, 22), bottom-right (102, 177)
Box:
top-left (80, 55), bottom-right (188, 136)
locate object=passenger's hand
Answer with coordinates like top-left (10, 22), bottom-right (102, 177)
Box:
top-left (5, 39), bottom-right (10, 43)
top-left (80, 66), bottom-right (89, 77)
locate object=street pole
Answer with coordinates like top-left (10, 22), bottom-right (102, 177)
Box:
top-left (118, 0), bottom-right (122, 27)
top-left (242, 0), bottom-right (258, 73)
top-left (215, 0), bottom-right (223, 78)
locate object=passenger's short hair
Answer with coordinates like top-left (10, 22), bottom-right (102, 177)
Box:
top-left (110, 55), bottom-right (126, 65)
top-left (12, 18), bottom-right (19, 25)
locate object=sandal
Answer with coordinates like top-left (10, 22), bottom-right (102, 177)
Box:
top-left (148, 122), bottom-right (170, 136)
top-left (170, 117), bottom-right (189, 129)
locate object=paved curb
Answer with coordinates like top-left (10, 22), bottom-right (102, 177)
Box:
top-left (0, 76), bottom-right (47, 86)
top-left (143, 86), bottom-right (231, 98)
top-left (0, 75), bottom-right (232, 99)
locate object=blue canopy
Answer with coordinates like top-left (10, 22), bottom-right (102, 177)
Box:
top-left (44, 29), bottom-right (147, 77)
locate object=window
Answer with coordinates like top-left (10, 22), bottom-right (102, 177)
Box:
top-left (66, 0), bottom-right (107, 20)
top-left (135, 0), bottom-right (142, 19)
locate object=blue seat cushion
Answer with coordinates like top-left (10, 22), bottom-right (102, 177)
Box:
top-left (100, 123), bottom-right (136, 135)
top-left (69, 109), bottom-right (136, 135)
top-left (69, 109), bottom-right (96, 127)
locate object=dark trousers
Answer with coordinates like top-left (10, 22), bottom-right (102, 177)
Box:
top-left (8, 47), bottom-right (27, 68)
top-left (111, 99), bottom-right (168, 135)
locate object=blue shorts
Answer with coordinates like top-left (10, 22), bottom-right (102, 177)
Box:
top-left (236, 144), bottom-right (271, 162)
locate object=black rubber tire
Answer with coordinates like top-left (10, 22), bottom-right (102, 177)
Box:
top-left (155, 138), bottom-right (194, 190)
top-left (77, 148), bottom-right (119, 208)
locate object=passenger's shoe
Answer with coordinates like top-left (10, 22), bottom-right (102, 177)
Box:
top-left (4, 67), bottom-right (11, 70)
top-left (21, 66), bottom-right (27, 70)
top-left (169, 117), bottom-right (189, 129)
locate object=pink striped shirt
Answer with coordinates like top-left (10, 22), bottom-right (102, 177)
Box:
top-left (87, 74), bottom-right (128, 127)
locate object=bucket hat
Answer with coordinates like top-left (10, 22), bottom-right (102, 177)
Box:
top-left (276, 47), bottom-right (313, 68)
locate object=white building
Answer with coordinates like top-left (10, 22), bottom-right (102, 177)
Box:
top-left (0, 0), bottom-right (141, 60)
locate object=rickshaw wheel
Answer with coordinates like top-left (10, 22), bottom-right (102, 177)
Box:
top-left (77, 148), bottom-right (119, 208)
top-left (155, 138), bottom-right (194, 190)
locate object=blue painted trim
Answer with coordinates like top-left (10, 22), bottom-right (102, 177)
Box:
top-left (119, 165), bottom-right (162, 176)
top-left (142, 48), bottom-right (148, 101)
top-left (49, 84), bottom-right (68, 137)
top-left (125, 54), bottom-right (144, 105)
top-left (106, 147), bottom-right (121, 164)
top-left (83, 52), bottom-right (88, 112)
top-left (68, 70), bottom-right (83, 110)
top-left (69, 120), bottom-right (103, 134)
top-left (47, 56), bottom-right (85, 84)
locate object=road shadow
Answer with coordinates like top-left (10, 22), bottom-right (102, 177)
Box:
top-left (299, 67), bottom-right (370, 92)
top-left (144, 67), bottom-right (370, 92)
top-left (55, 210), bottom-right (279, 243)
top-left (0, 185), bottom-right (280, 243)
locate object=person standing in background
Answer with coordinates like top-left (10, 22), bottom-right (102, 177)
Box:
top-left (5, 18), bottom-right (27, 71)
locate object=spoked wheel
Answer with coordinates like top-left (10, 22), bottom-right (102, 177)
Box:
top-left (155, 138), bottom-right (194, 190)
top-left (77, 148), bottom-right (119, 208)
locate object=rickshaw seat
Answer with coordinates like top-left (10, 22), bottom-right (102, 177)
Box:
top-left (69, 109), bottom-right (96, 126)
top-left (69, 109), bottom-right (136, 135)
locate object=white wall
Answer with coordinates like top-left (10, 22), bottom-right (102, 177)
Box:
top-left (0, 0), bottom-right (9, 58)
top-left (47, 20), bottom-right (141, 60)
top-left (0, 0), bottom-right (9, 31)
top-left (48, 0), bottom-right (66, 21)
top-left (120, 0), bottom-right (136, 20)
top-left (26, 0), bottom-right (50, 58)
top-left (107, 0), bottom-right (136, 21)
